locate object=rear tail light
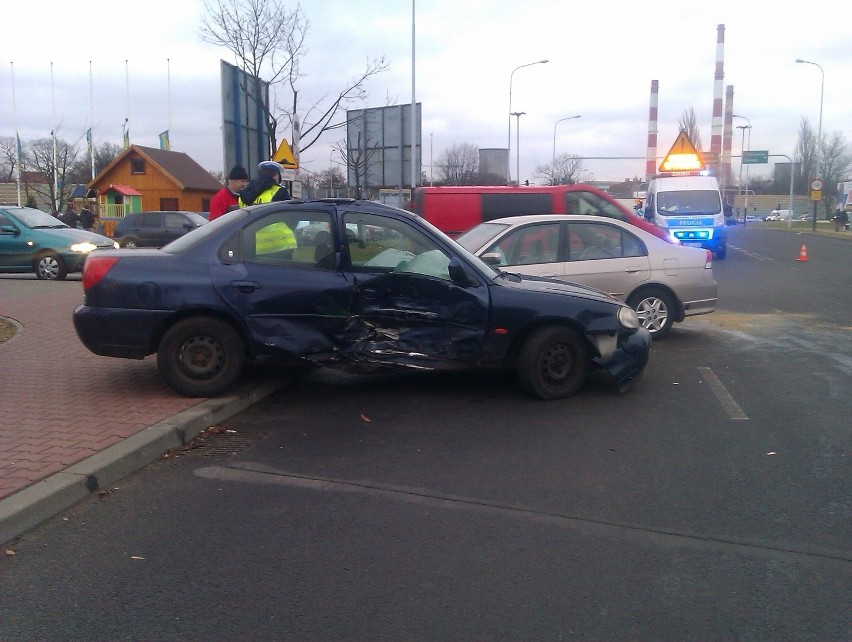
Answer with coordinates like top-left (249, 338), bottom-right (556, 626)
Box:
top-left (82, 256), bottom-right (120, 289)
top-left (705, 250), bottom-right (713, 269)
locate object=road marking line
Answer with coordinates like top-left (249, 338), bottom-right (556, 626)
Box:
top-left (699, 367), bottom-right (749, 420)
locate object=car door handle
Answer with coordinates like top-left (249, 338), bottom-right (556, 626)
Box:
top-left (625, 268), bottom-right (642, 273)
top-left (231, 280), bottom-right (261, 294)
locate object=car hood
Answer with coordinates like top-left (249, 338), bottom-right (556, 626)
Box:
top-left (497, 271), bottom-right (619, 304)
top-left (30, 227), bottom-right (116, 247)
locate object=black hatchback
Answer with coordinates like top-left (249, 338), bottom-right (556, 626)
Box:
top-left (112, 210), bottom-right (207, 248)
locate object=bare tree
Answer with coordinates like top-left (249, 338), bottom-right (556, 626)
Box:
top-left (534, 153), bottom-right (589, 186)
top-left (0, 136), bottom-right (19, 182)
top-left (436, 143), bottom-right (479, 185)
top-left (816, 131), bottom-right (852, 217)
top-left (794, 117), bottom-right (817, 195)
top-left (199, 0), bottom-right (388, 158)
top-left (332, 132), bottom-right (381, 198)
top-left (678, 108), bottom-right (704, 151)
top-left (24, 137), bottom-right (80, 211)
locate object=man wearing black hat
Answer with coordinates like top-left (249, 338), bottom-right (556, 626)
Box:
top-left (208, 165), bottom-right (249, 221)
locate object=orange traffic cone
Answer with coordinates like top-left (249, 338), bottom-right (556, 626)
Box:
top-left (797, 243), bottom-right (808, 262)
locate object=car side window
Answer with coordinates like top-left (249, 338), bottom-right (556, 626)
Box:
top-left (343, 211), bottom-right (452, 281)
top-left (567, 223), bottom-right (626, 261)
top-left (485, 222), bottom-right (559, 266)
top-left (164, 213), bottom-right (186, 229)
top-left (240, 210), bottom-right (336, 270)
top-left (137, 213), bottom-right (158, 228)
top-left (620, 230), bottom-right (646, 257)
top-left (0, 214), bottom-right (12, 229)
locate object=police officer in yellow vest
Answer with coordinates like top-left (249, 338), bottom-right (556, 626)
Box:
top-left (238, 160), bottom-right (292, 207)
top-left (239, 161), bottom-right (297, 257)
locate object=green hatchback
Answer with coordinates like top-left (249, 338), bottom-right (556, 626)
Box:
top-left (0, 206), bottom-right (118, 280)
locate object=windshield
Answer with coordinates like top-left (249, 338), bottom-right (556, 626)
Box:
top-left (456, 222), bottom-right (511, 253)
top-left (2, 207), bottom-right (67, 228)
top-left (656, 190), bottom-right (721, 216)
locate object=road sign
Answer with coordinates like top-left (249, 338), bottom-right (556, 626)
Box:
top-left (742, 150), bottom-right (769, 164)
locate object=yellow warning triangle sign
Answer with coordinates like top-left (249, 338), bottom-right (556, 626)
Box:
top-left (273, 138), bottom-right (298, 168)
top-left (659, 130), bottom-right (705, 173)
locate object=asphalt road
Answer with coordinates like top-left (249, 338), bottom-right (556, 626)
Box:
top-left (1, 226), bottom-right (850, 640)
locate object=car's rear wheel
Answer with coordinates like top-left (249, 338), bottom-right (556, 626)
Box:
top-left (157, 318), bottom-right (245, 397)
top-left (627, 288), bottom-right (675, 339)
top-left (34, 252), bottom-right (67, 280)
top-left (517, 326), bottom-right (587, 400)
top-left (121, 237), bottom-right (139, 248)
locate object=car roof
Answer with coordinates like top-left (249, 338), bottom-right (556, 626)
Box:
top-left (481, 214), bottom-right (638, 229)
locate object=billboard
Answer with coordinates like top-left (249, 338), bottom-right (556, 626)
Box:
top-left (346, 104), bottom-right (422, 190)
top-left (220, 60), bottom-right (270, 178)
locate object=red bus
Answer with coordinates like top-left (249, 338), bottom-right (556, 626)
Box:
top-left (410, 184), bottom-right (675, 243)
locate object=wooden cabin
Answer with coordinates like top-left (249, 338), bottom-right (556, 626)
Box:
top-left (88, 145), bottom-right (222, 218)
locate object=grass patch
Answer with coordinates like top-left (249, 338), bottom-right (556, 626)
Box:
top-left (0, 318), bottom-right (17, 343)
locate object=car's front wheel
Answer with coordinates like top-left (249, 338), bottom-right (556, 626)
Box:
top-left (627, 288), bottom-right (675, 339)
top-left (157, 318), bottom-right (246, 397)
top-left (34, 252), bottom-right (67, 280)
top-left (517, 326), bottom-right (588, 400)
top-left (121, 237), bottom-right (140, 248)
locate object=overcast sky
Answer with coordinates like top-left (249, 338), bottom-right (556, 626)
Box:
top-left (3, 0), bottom-right (850, 185)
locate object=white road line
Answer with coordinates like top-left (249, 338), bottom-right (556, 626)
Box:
top-left (698, 367), bottom-right (749, 420)
top-left (726, 244), bottom-right (773, 261)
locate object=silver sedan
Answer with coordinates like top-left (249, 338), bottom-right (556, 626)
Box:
top-left (456, 214), bottom-right (717, 338)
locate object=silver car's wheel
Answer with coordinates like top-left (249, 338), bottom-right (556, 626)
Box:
top-left (122, 237), bottom-right (139, 248)
top-left (35, 253), bottom-right (67, 280)
top-left (628, 288), bottom-right (675, 339)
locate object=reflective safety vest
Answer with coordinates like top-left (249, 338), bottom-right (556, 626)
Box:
top-left (255, 221), bottom-right (297, 255)
top-left (238, 184), bottom-right (281, 208)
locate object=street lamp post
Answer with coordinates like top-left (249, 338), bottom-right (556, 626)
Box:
top-left (511, 112), bottom-right (526, 185)
top-left (507, 59), bottom-right (548, 184)
top-left (796, 58), bottom-right (824, 231)
top-left (736, 124), bottom-right (751, 222)
top-left (552, 115), bottom-right (581, 184)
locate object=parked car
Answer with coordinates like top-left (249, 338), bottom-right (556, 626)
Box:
top-left (0, 206), bottom-right (118, 280)
top-left (112, 210), bottom-right (208, 248)
top-left (766, 209), bottom-right (792, 221)
top-left (745, 215), bottom-right (765, 223)
top-left (455, 214), bottom-right (717, 339)
top-left (73, 199), bottom-right (651, 400)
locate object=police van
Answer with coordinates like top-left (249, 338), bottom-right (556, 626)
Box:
top-left (644, 131), bottom-right (727, 259)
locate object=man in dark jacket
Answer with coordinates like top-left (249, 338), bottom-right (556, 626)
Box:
top-left (63, 204), bottom-right (78, 228)
top-left (79, 206), bottom-right (95, 231)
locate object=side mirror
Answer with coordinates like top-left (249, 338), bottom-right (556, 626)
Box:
top-left (480, 252), bottom-right (503, 266)
top-left (448, 257), bottom-right (476, 287)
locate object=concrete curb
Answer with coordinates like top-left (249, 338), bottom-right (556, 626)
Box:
top-left (0, 377), bottom-right (288, 545)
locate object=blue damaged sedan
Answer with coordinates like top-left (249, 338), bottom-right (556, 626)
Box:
top-left (73, 199), bottom-right (650, 399)
top-left (0, 206), bottom-right (118, 280)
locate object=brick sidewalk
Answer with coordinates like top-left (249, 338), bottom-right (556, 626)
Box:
top-left (0, 276), bottom-right (203, 500)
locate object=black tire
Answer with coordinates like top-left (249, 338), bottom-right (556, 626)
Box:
top-left (157, 318), bottom-right (245, 397)
top-left (313, 230), bottom-right (331, 246)
top-left (121, 237), bottom-right (140, 248)
top-left (517, 326), bottom-right (588, 400)
top-left (627, 288), bottom-right (676, 339)
top-left (35, 252), bottom-right (67, 280)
